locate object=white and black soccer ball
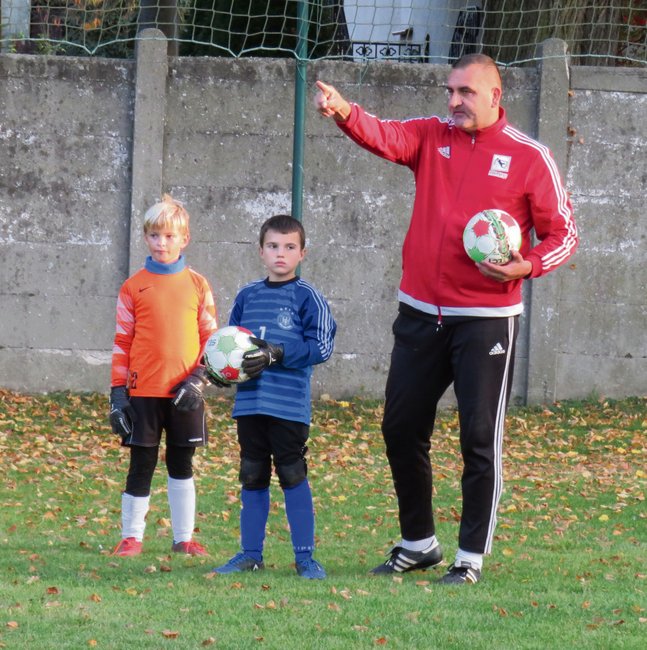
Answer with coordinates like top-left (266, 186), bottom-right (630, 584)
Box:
top-left (203, 325), bottom-right (258, 384)
top-left (462, 209), bottom-right (522, 265)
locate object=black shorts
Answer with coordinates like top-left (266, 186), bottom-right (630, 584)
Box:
top-left (123, 397), bottom-right (208, 448)
top-left (236, 414), bottom-right (309, 466)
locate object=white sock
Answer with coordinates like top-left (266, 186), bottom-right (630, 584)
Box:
top-left (168, 477), bottom-right (196, 543)
top-left (455, 548), bottom-right (483, 570)
top-left (401, 535), bottom-right (439, 552)
top-left (121, 492), bottom-right (149, 541)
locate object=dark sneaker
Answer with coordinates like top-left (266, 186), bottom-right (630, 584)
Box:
top-left (295, 558), bottom-right (327, 580)
top-left (212, 552), bottom-right (264, 574)
top-left (370, 543), bottom-right (443, 575)
top-left (438, 562), bottom-right (481, 585)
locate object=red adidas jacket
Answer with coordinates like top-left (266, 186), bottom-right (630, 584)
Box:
top-left (338, 105), bottom-right (578, 317)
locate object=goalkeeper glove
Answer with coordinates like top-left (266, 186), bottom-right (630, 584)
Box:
top-left (109, 386), bottom-right (137, 438)
top-left (171, 366), bottom-right (210, 412)
top-left (205, 373), bottom-right (231, 388)
top-left (242, 337), bottom-right (284, 379)
top-left (199, 356), bottom-right (231, 388)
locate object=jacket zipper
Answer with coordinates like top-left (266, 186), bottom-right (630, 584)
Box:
top-left (433, 133), bottom-right (477, 320)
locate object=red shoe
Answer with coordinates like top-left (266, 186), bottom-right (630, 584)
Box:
top-left (111, 537), bottom-right (142, 557)
top-left (172, 540), bottom-right (209, 556)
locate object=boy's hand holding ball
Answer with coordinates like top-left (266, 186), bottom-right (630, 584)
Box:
top-left (242, 338), bottom-right (284, 378)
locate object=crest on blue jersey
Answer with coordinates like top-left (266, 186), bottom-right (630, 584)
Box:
top-left (277, 307), bottom-right (294, 330)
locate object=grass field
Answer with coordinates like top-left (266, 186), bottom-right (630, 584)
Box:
top-left (0, 390), bottom-right (644, 649)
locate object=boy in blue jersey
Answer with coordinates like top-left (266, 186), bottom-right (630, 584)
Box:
top-left (213, 215), bottom-right (336, 579)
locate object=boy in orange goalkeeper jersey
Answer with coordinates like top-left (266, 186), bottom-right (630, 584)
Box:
top-left (109, 194), bottom-right (218, 557)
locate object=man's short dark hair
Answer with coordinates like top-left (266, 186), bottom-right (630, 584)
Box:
top-left (259, 214), bottom-right (306, 249)
top-left (452, 53), bottom-right (502, 86)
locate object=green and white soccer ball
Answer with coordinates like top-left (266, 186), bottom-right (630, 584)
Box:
top-left (204, 325), bottom-right (258, 384)
top-left (462, 209), bottom-right (522, 264)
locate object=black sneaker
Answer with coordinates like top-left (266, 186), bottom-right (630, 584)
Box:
top-left (438, 562), bottom-right (481, 585)
top-left (370, 543), bottom-right (443, 575)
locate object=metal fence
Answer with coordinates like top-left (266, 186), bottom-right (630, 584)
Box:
top-left (1, 1), bottom-right (645, 66)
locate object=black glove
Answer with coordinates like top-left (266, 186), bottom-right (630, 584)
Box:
top-left (205, 372), bottom-right (231, 388)
top-left (242, 337), bottom-right (284, 379)
top-left (109, 386), bottom-right (137, 437)
top-left (171, 366), bottom-right (209, 411)
top-left (198, 355), bottom-right (230, 388)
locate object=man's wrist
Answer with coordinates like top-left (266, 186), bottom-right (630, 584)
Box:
top-left (522, 260), bottom-right (533, 278)
top-left (333, 102), bottom-right (352, 123)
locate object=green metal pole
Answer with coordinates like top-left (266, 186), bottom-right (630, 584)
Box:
top-left (291, 0), bottom-right (309, 223)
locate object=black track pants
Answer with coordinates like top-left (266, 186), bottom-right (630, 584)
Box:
top-left (381, 311), bottom-right (518, 553)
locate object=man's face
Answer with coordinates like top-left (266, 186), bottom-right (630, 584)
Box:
top-left (446, 64), bottom-right (501, 133)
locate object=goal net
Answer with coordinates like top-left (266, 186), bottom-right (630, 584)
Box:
top-left (1, 1), bottom-right (645, 66)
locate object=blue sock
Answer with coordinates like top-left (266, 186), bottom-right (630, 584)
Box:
top-left (240, 487), bottom-right (269, 562)
top-left (284, 479), bottom-right (315, 563)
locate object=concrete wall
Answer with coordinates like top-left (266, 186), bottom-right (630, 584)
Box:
top-left (1, 38), bottom-right (645, 402)
top-left (557, 66), bottom-right (647, 400)
top-left (0, 55), bottom-right (133, 392)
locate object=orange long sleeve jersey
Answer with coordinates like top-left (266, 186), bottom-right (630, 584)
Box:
top-left (111, 256), bottom-right (218, 397)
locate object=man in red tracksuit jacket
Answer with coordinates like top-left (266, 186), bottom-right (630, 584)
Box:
top-left (316, 54), bottom-right (578, 585)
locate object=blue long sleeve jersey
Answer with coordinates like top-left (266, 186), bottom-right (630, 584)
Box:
top-left (230, 277), bottom-right (337, 425)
